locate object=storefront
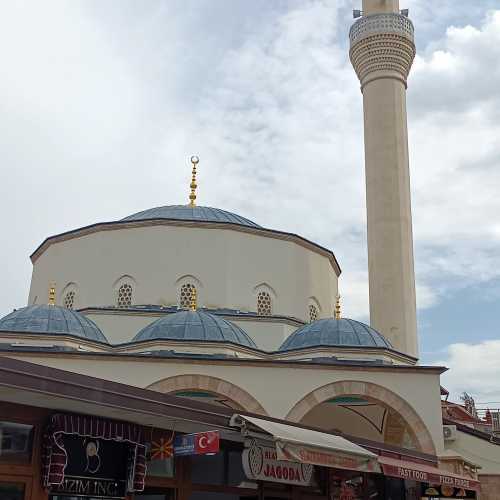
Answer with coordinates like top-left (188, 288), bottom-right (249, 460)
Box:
top-left (0, 357), bottom-right (481, 500)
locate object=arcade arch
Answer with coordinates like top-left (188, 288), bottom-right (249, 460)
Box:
top-left (286, 380), bottom-right (436, 454)
top-left (147, 374), bottom-right (267, 415)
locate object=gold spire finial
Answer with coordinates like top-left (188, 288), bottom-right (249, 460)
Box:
top-left (190, 287), bottom-right (197, 311)
top-left (48, 282), bottom-right (56, 306)
top-left (334, 294), bottom-right (341, 320)
top-left (188, 155), bottom-right (199, 207)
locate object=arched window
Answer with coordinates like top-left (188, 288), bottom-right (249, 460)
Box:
top-left (117, 283), bottom-right (133, 308)
top-left (309, 304), bottom-right (318, 322)
top-left (179, 283), bottom-right (197, 309)
top-left (257, 291), bottom-right (272, 316)
top-left (63, 290), bottom-right (76, 309)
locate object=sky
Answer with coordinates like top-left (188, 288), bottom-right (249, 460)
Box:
top-left (1, 0), bottom-right (500, 404)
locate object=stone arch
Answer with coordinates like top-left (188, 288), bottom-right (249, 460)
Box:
top-left (147, 374), bottom-right (268, 415)
top-left (253, 282), bottom-right (277, 299)
top-left (285, 380), bottom-right (436, 454)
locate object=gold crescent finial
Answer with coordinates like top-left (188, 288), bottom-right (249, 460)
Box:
top-left (48, 282), bottom-right (56, 306)
top-left (189, 155), bottom-right (199, 207)
top-left (334, 294), bottom-right (341, 320)
top-left (190, 287), bottom-right (197, 311)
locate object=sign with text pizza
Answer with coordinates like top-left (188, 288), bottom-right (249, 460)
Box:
top-left (242, 444), bottom-right (314, 486)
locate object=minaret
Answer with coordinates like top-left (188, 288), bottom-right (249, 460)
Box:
top-left (349, 0), bottom-right (418, 357)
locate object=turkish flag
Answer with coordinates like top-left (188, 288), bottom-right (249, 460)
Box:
top-left (194, 431), bottom-right (220, 454)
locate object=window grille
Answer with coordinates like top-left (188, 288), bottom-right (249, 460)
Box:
top-left (117, 283), bottom-right (133, 308)
top-left (180, 283), bottom-right (196, 309)
top-left (63, 291), bottom-right (76, 309)
top-left (257, 291), bottom-right (272, 316)
top-left (309, 304), bottom-right (318, 322)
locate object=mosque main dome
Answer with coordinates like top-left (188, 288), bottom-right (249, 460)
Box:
top-left (278, 317), bottom-right (393, 352)
top-left (0, 305), bottom-right (108, 343)
top-left (132, 309), bottom-right (257, 348)
top-left (122, 205), bottom-right (261, 228)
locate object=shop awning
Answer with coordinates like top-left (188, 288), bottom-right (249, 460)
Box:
top-left (230, 414), bottom-right (379, 473)
top-left (379, 455), bottom-right (481, 492)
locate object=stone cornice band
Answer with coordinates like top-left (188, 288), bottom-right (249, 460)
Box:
top-left (349, 13), bottom-right (416, 90)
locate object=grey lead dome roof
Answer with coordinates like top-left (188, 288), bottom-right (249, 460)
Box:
top-left (0, 305), bottom-right (108, 343)
top-left (122, 205), bottom-right (261, 228)
top-left (133, 310), bottom-right (257, 348)
top-left (279, 318), bottom-right (393, 351)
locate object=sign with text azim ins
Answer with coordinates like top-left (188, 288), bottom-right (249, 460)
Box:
top-left (50, 435), bottom-right (129, 499)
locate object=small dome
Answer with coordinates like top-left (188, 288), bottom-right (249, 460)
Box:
top-left (0, 305), bottom-right (108, 343)
top-left (122, 205), bottom-right (261, 228)
top-left (133, 310), bottom-right (257, 348)
top-left (278, 318), bottom-right (393, 351)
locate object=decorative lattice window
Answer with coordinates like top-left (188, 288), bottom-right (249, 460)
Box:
top-left (63, 291), bottom-right (76, 309)
top-left (117, 283), bottom-right (133, 308)
top-left (180, 283), bottom-right (196, 309)
top-left (309, 304), bottom-right (318, 322)
top-left (257, 291), bottom-right (272, 316)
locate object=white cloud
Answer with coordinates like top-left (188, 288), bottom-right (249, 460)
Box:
top-left (437, 341), bottom-right (500, 404)
top-left (1, 1), bottom-right (500, 337)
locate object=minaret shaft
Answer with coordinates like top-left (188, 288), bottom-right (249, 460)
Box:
top-left (362, 0), bottom-right (399, 14)
top-left (363, 78), bottom-right (417, 357)
top-left (350, 3), bottom-right (418, 357)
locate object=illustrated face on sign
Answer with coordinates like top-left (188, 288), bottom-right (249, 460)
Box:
top-left (84, 440), bottom-right (101, 474)
top-left (86, 442), bottom-right (98, 457)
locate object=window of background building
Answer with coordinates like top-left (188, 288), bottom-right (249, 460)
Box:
top-left (257, 292), bottom-right (272, 316)
top-left (117, 283), bottom-right (133, 308)
top-left (179, 283), bottom-right (196, 309)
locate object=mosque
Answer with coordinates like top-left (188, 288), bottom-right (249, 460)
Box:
top-left (0, 1), bottom-right (499, 500)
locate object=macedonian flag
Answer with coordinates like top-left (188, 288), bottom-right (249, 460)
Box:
top-left (150, 434), bottom-right (174, 461)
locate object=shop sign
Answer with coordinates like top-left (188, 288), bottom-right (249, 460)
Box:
top-left (50, 435), bottom-right (128, 499)
top-left (276, 442), bottom-right (379, 473)
top-left (381, 462), bottom-right (480, 492)
top-left (242, 444), bottom-right (314, 486)
top-left (421, 484), bottom-right (476, 498)
top-left (174, 431), bottom-right (220, 456)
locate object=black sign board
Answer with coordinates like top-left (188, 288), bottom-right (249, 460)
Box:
top-left (421, 484), bottom-right (476, 499)
top-left (50, 435), bottom-right (129, 499)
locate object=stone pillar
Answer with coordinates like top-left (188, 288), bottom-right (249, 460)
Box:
top-left (349, 0), bottom-right (418, 357)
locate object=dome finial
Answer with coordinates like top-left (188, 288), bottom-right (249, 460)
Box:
top-left (190, 287), bottom-right (197, 311)
top-left (189, 155), bottom-right (199, 207)
top-left (48, 282), bottom-right (56, 306)
top-left (334, 294), bottom-right (341, 320)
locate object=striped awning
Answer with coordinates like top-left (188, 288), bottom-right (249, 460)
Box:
top-left (41, 413), bottom-right (146, 493)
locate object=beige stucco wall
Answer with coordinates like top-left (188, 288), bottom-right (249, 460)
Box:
top-left (84, 310), bottom-right (301, 350)
top-left (29, 225), bottom-right (337, 338)
top-left (5, 352), bottom-right (445, 454)
top-left (445, 430), bottom-right (500, 475)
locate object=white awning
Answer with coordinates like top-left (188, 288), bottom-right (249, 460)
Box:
top-left (230, 414), bottom-right (379, 473)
